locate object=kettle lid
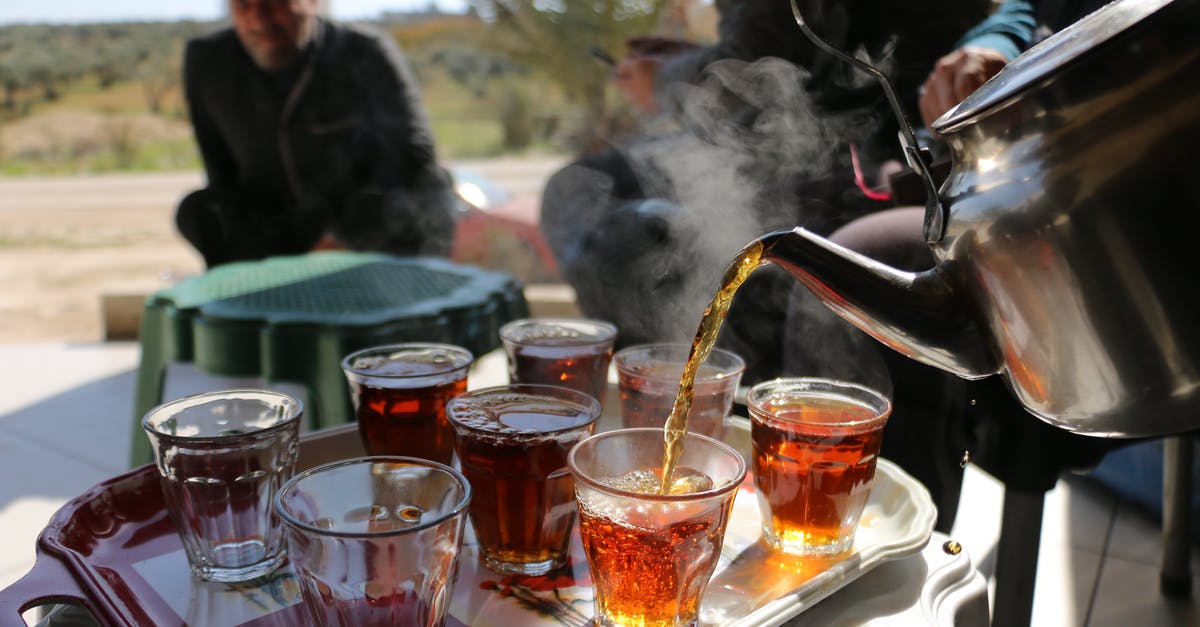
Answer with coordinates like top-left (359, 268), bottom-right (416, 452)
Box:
top-left (933, 0), bottom-right (1180, 133)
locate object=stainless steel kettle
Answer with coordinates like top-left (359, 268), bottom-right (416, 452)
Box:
top-left (766, 0), bottom-right (1200, 437)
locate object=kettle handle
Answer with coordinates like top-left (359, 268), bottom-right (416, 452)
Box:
top-left (788, 0), bottom-right (948, 242)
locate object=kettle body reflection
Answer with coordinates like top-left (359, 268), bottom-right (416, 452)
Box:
top-left (769, 0), bottom-right (1200, 437)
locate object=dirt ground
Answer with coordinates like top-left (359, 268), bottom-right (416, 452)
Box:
top-left (0, 156), bottom-right (564, 344)
top-left (0, 171), bottom-right (204, 343)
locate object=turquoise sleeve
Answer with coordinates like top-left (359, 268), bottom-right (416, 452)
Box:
top-left (954, 0), bottom-right (1038, 60)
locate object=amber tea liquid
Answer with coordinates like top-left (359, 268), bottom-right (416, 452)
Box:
top-left (578, 495), bottom-right (728, 627)
top-left (509, 343), bottom-right (612, 402)
top-left (659, 241), bottom-right (765, 492)
top-left (352, 376), bottom-right (465, 465)
top-left (501, 319), bottom-right (617, 403)
top-left (751, 392), bottom-right (886, 555)
top-left (449, 386), bottom-right (599, 575)
top-left (343, 345), bottom-right (473, 466)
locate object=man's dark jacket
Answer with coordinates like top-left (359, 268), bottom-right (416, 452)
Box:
top-left (183, 19), bottom-right (455, 257)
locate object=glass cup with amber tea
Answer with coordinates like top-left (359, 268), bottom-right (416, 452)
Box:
top-left (499, 317), bottom-right (617, 403)
top-left (447, 383), bottom-right (601, 576)
top-left (341, 343), bottom-right (473, 465)
top-left (276, 456), bottom-right (471, 626)
top-left (615, 343), bottom-right (745, 440)
top-left (746, 377), bottom-right (892, 556)
top-left (142, 389), bottom-right (302, 582)
top-left (569, 428), bottom-right (746, 627)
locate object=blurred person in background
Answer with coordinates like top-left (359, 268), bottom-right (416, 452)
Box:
top-left (175, 0), bottom-right (455, 268)
top-left (540, 0), bottom-right (992, 380)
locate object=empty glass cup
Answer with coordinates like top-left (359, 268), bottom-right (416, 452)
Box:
top-left (142, 389), bottom-right (302, 582)
top-left (275, 456), bottom-right (472, 627)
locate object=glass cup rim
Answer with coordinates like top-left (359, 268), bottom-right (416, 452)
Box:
top-left (141, 388), bottom-right (302, 441)
top-left (568, 427), bottom-right (747, 502)
top-left (745, 377), bottom-right (892, 428)
top-left (498, 317), bottom-right (618, 345)
top-left (446, 383), bottom-right (602, 437)
top-left (274, 455), bottom-right (472, 539)
top-left (340, 342), bottom-right (474, 378)
top-left (613, 342), bottom-right (746, 380)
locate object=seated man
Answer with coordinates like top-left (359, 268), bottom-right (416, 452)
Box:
top-left (176, 0), bottom-right (456, 268)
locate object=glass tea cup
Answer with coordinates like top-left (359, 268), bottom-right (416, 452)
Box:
top-left (569, 428), bottom-right (746, 627)
top-left (341, 343), bottom-right (473, 465)
top-left (275, 456), bottom-right (471, 627)
top-left (447, 384), bottom-right (601, 576)
top-left (142, 389), bottom-right (302, 582)
top-left (499, 317), bottom-right (617, 403)
top-left (614, 343), bottom-right (745, 440)
top-left (746, 377), bottom-right (891, 556)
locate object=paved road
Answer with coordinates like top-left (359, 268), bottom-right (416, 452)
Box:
top-left (0, 155), bottom-right (565, 213)
top-left (0, 155), bottom-right (567, 343)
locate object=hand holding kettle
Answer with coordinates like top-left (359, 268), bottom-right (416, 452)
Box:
top-left (775, 0), bottom-right (1200, 437)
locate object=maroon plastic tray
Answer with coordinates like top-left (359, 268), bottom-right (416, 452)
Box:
top-left (0, 425), bottom-right (373, 627)
top-left (0, 424), bottom-right (606, 627)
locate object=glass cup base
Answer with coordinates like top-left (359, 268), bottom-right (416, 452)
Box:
top-left (189, 549), bottom-right (287, 583)
top-left (593, 612), bottom-right (698, 627)
top-left (482, 554), bottom-right (564, 577)
top-left (761, 527), bottom-right (854, 557)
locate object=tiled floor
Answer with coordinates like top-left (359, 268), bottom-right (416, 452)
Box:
top-left (1, 341), bottom-right (1196, 625)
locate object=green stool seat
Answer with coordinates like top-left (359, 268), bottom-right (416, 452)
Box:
top-left (131, 251), bottom-right (528, 466)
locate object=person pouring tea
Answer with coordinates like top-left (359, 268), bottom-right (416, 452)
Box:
top-left (780, 0), bottom-right (1120, 534)
top-left (175, 0), bottom-right (456, 268)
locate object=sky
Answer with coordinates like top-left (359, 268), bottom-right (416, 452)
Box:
top-left (0, 1), bottom-right (468, 25)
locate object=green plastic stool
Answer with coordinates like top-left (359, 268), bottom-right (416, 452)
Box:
top-left (130, 251), bottom-right (528, 466)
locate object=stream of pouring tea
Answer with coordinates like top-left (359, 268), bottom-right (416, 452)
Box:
top-left (659, 238), bottom-right (768, 493)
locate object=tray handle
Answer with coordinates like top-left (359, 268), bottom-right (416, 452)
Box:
top-left (0, 553), bottom-right (104, 627)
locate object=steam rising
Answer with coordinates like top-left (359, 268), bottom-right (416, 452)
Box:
top-left (545, 55), bottom-right (892, 390)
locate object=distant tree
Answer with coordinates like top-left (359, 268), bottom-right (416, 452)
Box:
top-left (136, 37), bottom-right (184, 114)
top-left (91, 39), bottom-right (140, 89)
top-left (23, 46), bottom-right (62, 102)
top-left (0, 39), bottom-right (25, 111)
top-left (429, 45), bottom-right (523, 99)
top-left (468, 0), bottom-right (667, 152)
top-left (0, 26), bottom-right (54, 108)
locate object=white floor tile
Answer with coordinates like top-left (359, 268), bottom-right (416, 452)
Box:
top-left (0, 343), bottom-right (139, 416)
top-left (0, 368), bottom-right (138, 475)
top-left (1041, 476), bottom-right (1117, 555)
top-left (0, 433), bottom-right (112, 588)
top-left (1105, 500), bottom-right (1200, 570)
top-left (1088, 556), bottom-right (1200, 626)
top-left (1029, 544), bottom-right (1102, 626)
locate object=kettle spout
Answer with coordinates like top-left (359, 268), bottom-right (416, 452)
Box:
top-left (763, 227), bottom-right (1000, 379)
